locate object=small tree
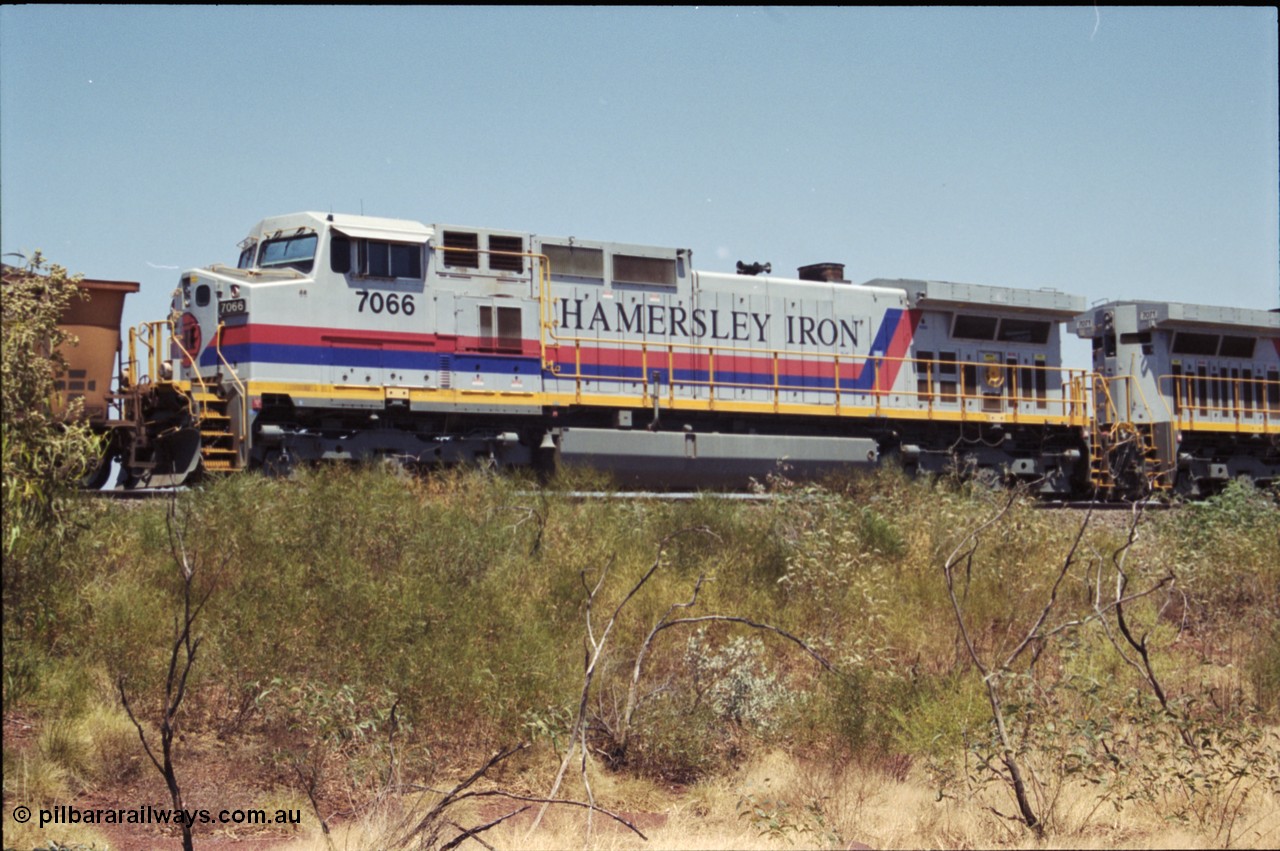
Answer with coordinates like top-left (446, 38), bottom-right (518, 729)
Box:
top-left (3, 253), bottom-right (101, 712)
top-left (119, 495), bottom-right (220, 851)
top-left (1, 251), bottom-right (98, 556)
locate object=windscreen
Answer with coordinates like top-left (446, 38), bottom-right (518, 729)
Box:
top-left (258, 233), bottom-right (318, 272)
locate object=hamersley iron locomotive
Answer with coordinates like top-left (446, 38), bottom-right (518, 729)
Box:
top-left (57, 211), bottom-right (1280, 498)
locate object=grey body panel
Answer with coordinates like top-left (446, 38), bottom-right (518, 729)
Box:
top-left (557, 427), bottom-right (878, 488)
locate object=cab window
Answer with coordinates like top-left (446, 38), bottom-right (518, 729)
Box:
top-left (259, 234), bottom-right (318, 273)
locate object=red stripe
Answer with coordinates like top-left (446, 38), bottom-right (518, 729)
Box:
top-left (222, 319), bottom-right (921, 379)
top-left (875, 309), bottom-right (921, 392)
top-left (550, 346), bottom-right (898, 380)
top-left (219, 323), bottom-right (539, 356)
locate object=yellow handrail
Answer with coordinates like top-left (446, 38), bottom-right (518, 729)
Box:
top-left (1159, 372), bottom-right (1280, 433)
top-left (1091, 369), bottom-right (1165, 429)
top-left (539, 330), bottom-right (1088, 424)
top-left (127, 319), bottom-right (199, 387)
top-left (437, 241), bottom-right (1090, 426)
top-left (125, 319), bottom-right (200, 421)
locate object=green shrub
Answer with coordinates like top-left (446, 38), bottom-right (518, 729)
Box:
top-left (685, 630), bottom-right (795, 731)
top-left (5, 460), bottom-right (1279, 839)
top-left (626, 688), bottom-right (725, 783)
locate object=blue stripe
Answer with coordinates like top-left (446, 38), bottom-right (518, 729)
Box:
top-left (200, 309), bottom-right (907, 392)
top-left (201, 343), bottom-right (540, 375)
top-left (568, 363), bottom-right (887, 391)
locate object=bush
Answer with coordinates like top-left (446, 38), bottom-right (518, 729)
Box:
top-left (5, 461), bottom-right (1279, 844)
top-left (2, 254), bottom-right (101, 716)
top-left (1, 253), bottom-right (98, 553)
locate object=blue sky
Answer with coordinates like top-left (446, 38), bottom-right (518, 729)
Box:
top-left (2, 7), bottom-right (1276, 368)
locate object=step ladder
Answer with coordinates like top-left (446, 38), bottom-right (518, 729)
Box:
top-left (1088, 374), bottom-right (1171, 496)
top-left (191, 380), bottom-right (240, 473)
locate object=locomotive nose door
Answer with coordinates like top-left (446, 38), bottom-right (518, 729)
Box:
top-left (176, 276), bottom-right (219, 379)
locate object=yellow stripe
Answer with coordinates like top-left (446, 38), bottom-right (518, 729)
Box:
top-left (227, 380), bottom-right (1280, 433)
top-left (1173, 419), bottom-right (1280, 436)
top-left (240, 380), bottom-right (1090, 427)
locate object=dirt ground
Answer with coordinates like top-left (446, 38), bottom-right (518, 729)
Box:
top-left (9, 706), bottom-right (1278, 851)
top-left (5, 707), bottom-right (694, 851)
top-left (4, 709), bottom-right (304, 851)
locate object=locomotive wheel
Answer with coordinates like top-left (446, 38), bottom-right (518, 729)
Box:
top-left (972, 465), bottom-right (1005, 491)
top-left (262, 448), bottom-right (297, 479)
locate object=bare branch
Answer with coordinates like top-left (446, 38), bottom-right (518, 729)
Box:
top-left (502, 505), bottom-right (546, 556)
top-left (1036, 575), bottom-right (1174, 643)
top-left (616, 573), bottom-right (710, 753)
top-left (437, 808), bottom-right (527, 851)
top-left (1000, 506), bottom-right (1094, 670)
top-left (407, 743), bottom-right (528, 843)
top-left (116, 490), bottom-right (216, 851)
top-left (117, 677), bottom-right (164, 777)
top-left (614, 570), bottom-right (840, 757)
top-left (462, 790), bottom-right (646, 840)
top-left (658, 616), bottom-right (838, 674)
top-left (293, 763), bottom-right (334, 848)
top-left (939, 489), bottom-right (1041, 835)
top-left (529, 526), bottom-right (717, 837)
top-left (1087, 504), bottom-right (1197, 752)
top-left (942, 490), bottom-right (1019, 679)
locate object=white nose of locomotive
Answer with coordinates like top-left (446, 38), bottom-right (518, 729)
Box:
top-left (173, 269), bottom-right (245, 378)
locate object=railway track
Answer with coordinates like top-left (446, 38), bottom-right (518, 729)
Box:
top-left (93, 484), bottom-right (1178, 509)
top-left (1035, 499), bottom-right (1176, 511)
top-left (92, 486), bottom-right (188, 501)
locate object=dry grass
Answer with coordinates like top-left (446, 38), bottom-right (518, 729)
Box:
top-left (269, 748), bottom-right (1280, 850)
top-left (0, 746), bottom-right (113, 851)
top-left (0, 815), bottom-right (115, 851)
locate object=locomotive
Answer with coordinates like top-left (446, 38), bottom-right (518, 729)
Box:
top-left (80, 211), bottom-right (1279, 497)
top-left (1075, 300), bottom-right (1280, 497)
